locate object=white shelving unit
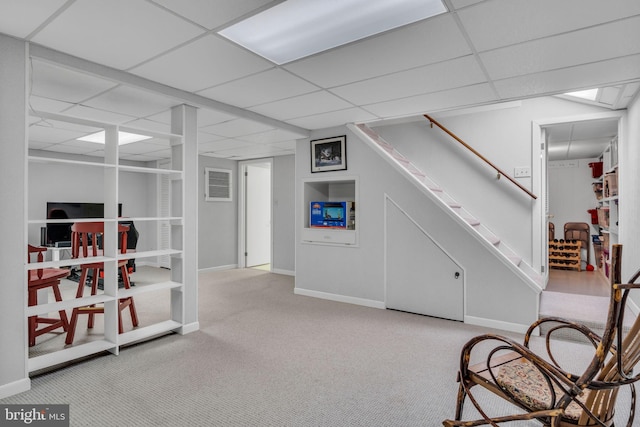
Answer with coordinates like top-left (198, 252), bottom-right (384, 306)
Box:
top-left (26, 111), bottom-right (189, 372)
top-left (301, 176), bottom-right (358, 246)
top-left (595, 137), bottom-right (619, 279)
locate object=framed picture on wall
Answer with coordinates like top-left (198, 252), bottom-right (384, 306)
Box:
top-left (311, 135), bottom-right (347, 173)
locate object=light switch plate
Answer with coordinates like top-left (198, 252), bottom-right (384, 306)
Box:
top-left (514, 167), bottom-right (531, 177)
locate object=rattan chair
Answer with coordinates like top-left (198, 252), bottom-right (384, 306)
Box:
top-left (444, 244), bottom-right (640, 426)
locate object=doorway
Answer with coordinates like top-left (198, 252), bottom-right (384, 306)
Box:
top-left (238, 159), bottom-right (273, 270)
top-left (534, 112), bottom-right (622, 297)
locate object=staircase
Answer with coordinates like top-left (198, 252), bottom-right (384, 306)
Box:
top-left (350, 123), bottom-right (543, 291)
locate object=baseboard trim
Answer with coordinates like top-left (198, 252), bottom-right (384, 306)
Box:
top-left (198, 264), bottom-right (238, 273)
top-left (465, 315), bottom-right (531, 334)
top-left (0, 378), bottom-right (30, 399)
top-left (294, 287), bottom-right (385, 309)
top-left (271, 268), bottom-right (295, 276)
top-left (178, 322), bottom-right (200, 335)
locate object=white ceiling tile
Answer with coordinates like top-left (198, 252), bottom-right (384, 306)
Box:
top-left (118, 140), bottom-right (171, 155)
top-left (0, 0), bottom-right (67, 38)
top-left (29, 96), bottom-right (76, 114)
top-left (481, 17), bottom-right (640, 80)
top-left (197, 69), bottom-right (318, 108)
top-left (331, 56), bottom-right (486, 105)
top-left (286, 108), bottom-right (378, 130)
top-left (124, 118), bottom-right (172, 134)
top-left (200, 118), bottom-right (274, 138)
top-left (364, 83), bottom-right (497, 117)
top-left (197, 132), bottom-right (226, 144)
top-left (493, 54), bottom-right (640, 99)
top-left (197, 109), bottom-right (238, 127)
top-left (215, 143), bottom-right (287, 159)
top-left (268, 140), bottom-right (296, 151)
top-left (31, 59), bottom-right (118, 103)
top-left (63, 104), bottom-right (138, 124)
top-left (199, 139), bottom-right (254, 152)
top-left (250, 91), bottom-right (353, 121)
top-left (131, 34), bottom-right (274, 92)
top-left (151, 0), bottom-right (276, 30)
top-left (28, 123), bottom-right (86, 143)
top-left (44, 140), bottom-right (104, 156)
top-left (83, 86), bottom-right (180, 118)
top-left (449, 0), bottom-right (486, 9)
top-left (283, 14), bottom-right (471, 87)
top-left (458, 0), bottom-right (640, 52)
top-left (31, 0), bottom-right (205, 70)
top-left (240, 128), bottom-right (306, 144)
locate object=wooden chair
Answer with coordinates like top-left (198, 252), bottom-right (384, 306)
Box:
top-left (27, 245), bottom-right (70, 346)
top-left (443, 244), bottom-right (640, 427)
top-left (65, 222), bottom-right (138, 345)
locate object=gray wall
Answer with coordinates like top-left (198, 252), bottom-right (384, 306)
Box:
top-left (198, 155), bottom-right (238, 270)
top-left (0, 34), bottom-right (29, 398)
top-left (295, 125), bottom-right (539, 331)
top-left (375, 97), bottom-right (614, 267)
top-left (272, 155), bottom-right (296, 274)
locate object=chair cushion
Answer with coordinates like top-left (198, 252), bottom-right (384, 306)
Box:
top-left (495, 358), bottom-right (586, 420)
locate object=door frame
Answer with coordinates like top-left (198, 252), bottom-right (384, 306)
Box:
top-left (532, 111), bottom-right (624, 284)
top-left (237, 158), bottom-right (273, 269)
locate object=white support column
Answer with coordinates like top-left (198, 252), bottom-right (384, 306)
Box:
top-left (171, 104), bottom-right (199, 333)
top-left (0, 34), bottom-right (30, 398)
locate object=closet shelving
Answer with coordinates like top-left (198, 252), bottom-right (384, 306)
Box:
top-left (26, 111), bottom-right (186, 372)
top-left (594, 137), bottom-right (618, 279)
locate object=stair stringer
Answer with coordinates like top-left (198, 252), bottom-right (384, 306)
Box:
top-left (349, 123), bottom-right (543, 293)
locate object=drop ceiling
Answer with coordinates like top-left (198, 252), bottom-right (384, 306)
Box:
top-left (1, 0), bottom-right (639, 161)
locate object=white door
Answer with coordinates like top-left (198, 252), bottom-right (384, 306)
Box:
top-left (245, 162), bottom-right (271, 267)
top-left (385, 198), bottom-right (463, 321)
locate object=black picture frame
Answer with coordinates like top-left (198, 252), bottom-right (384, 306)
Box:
top-left (311, 135), bottom-right (347, 173)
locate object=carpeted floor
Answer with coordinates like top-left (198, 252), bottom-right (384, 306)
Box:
top-left (2, 268), bottom-right (633, 426)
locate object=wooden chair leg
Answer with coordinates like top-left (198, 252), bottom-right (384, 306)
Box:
top-left (52, 283), bottom-right (69, 330)
top-left (65, 308), bottom-right (79, 345)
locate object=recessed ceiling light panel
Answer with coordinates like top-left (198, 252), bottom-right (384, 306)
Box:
top-left (564, 89), bottom-right (599, 101)
top-left (78, 130), bottom-right (152, 145)
top-left (219, 0), bottom-right (447, 64)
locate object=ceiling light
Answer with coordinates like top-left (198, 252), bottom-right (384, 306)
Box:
top-left (564, 89), bottom-right (599, 101)
top-left (218, 0), bottom-right (447, 65)
top-left (78, 131), bottom-right (151, 145)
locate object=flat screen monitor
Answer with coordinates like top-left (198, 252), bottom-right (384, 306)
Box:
top-left (45, 202), bottom-right (122, 246)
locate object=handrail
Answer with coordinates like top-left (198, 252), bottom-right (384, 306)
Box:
top-left (424, 114), bottom-right (537, 200)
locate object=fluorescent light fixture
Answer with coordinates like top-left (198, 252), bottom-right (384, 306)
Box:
top-left (564, 89), bottom-right (599, 101)
top-left (78, 130), bottom-right (151, 145)
top-left (218, 0), bottom-right (447, 64)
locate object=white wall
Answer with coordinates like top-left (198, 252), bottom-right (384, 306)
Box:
top-left (272, 155), bottom-right (296, 274)
top-left (198, 156), bottom-right (238, 270)
top-left (621, 91), bottom-right (640, 307)
top-left (0, 34), bottom-right (29, 398)
top-left (374, 97), bottom-right (615, 268)
top-left (295, 125), bottom-right (539, 331)
top-left (27, 151), bottom-right (156, 255)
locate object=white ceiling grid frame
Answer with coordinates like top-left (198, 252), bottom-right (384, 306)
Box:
top-left (150, 0), bottom-right (282, 31)
top-left (197, 68), bottom-right (319, 109)
top-left (493, 54), bottom-right (640, 100)
top-left (329, 55), bottom-right (487, 106)
top-left (479, 16), bottom-right (640, 81)
top-left (130, 34), bottom-right (275, 92)
top-left (283, 13), bottom-right (472, 88)
top-left (30, 0), bottom-right (206, 70)
top-left (456, 0), bottom-right (640, 52)
top-left (30, 59), bottom-right (118, 104)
